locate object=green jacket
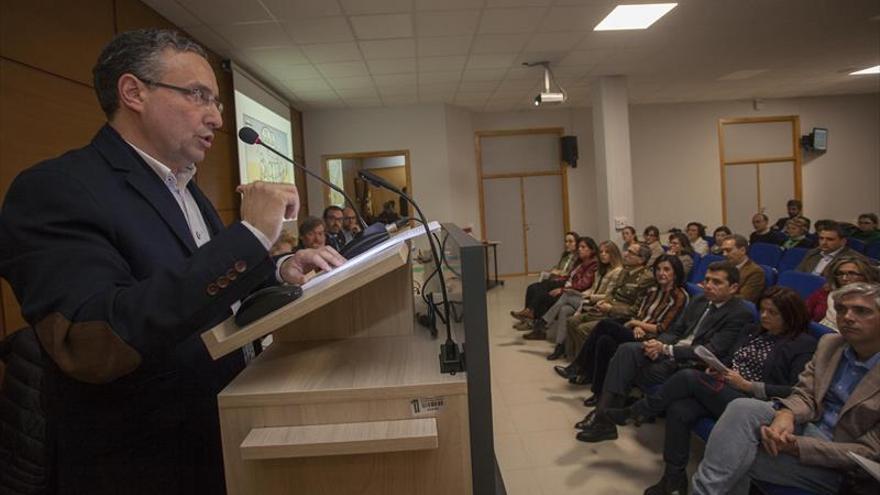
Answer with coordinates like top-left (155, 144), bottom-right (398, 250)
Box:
top-left (607, 265), bottom-right (656, 318)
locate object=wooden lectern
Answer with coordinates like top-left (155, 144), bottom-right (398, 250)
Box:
top-left (201, 229), bottom-right (473, 495)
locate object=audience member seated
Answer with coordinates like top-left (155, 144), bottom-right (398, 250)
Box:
top-left (541, 241), bottom-right (625, 360)
top-left (575, 261), bottom-right (754, 443)
top-left (852, 213), bottom-right (880, 244)
top-left (621, 226), bottom-right (639, 252)
top-left (691, 282), bottom-right (880, 495)
top-left (609, 286), bottom-right (817, 495)
top-left (687, 222), bottom-right (709, 255)
top-left (805, 256), bottom-right (880, 330)
top-left (644, 225), bottom-right (665, 266)
top-left (720, 234), bottom-right (766, 303)
top-left (750, 212), bottom-right (785, 246)
top-left (323, 205), bottom-right (347, 252)
top-left (376, 200), bottom-right (401, 224)
top-left (297, 216), bottom-right (326, 249)
top-left (796, 221), bottom-right (865, 276)
top-left (667, 232), bottom-right (695, 276)
top-left (555, 255), bottom-right (689, 402)
top-left (773, 198), bottom-right (811, 232)
top-left (709, 226), bottom-right (732, 255)
top-left (341, 206), bottom-right (361, 243)
top-left (564, 243), bottom-right (655, 358)
top-left (511, 232), bottom-right (579, 325)
top-left (781, 217), bottom-right (817, 250)
top-left (269, 229), bottom-right (297, 256)
top-left (520, 237), bottom-right (599, 339)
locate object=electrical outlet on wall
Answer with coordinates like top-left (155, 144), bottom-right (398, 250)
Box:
top-left (614, 217), bottom-right (628, 230)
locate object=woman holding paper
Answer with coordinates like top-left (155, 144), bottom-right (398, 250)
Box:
top-left (604, 286), bottom-right (818, 495)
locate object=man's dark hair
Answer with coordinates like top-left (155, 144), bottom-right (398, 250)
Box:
top-left (686, 222), bottom-right (706, 237)
top-left (859, 213), bottom-right (878, 225)
top-left (298, 216), bottom-right (324, 237)
top-left (722, 234), bottom-right (749, 250)
top-left (323, 205), bottom-right (343, 220)
top-left (713, 225), bottom-right (732, 237)
top-left (706, 260), bottom-right (740, 286)
top-left (644, 225), bottom-right (660, 238)
top-left (93, 29), bottom-right (208, 118)
top-left (754, 212), bottom-right (768, 222)
top-left (816, 220), bottom-right (846, 238)
top-left (786, 199), bottom-right (802, 209)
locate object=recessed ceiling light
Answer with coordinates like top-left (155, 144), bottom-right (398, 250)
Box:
top-left (594, 3), bottom-right (678, 31)
top-left (850, 65), bottom-right (880, 75)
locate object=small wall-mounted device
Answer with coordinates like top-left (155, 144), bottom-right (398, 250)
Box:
top-left (801, 127), bottom-right (828, 152)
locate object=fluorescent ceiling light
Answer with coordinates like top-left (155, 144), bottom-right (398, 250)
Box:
top-left (849, 65), bottom-right (879, 75)
top-left (594, 3), bottom-right (678, 31)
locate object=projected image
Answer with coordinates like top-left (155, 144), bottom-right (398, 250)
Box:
top-left (241, 114), bottom-right (294, 184)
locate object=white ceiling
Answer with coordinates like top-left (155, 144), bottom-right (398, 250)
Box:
top-left (142, 0), bottom-right (880, 112)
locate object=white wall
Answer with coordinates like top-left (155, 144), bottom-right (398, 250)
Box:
top-left (629, 93), bottom-right (880, 234)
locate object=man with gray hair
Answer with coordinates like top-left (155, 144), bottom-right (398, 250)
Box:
top-left (0, 29), bottom-right (344, 493)
top-left (692, 282), bottom-right (880, 494)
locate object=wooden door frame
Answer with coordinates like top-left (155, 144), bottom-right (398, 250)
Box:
top-left (320, 150), bottom-right (412, 214)
top-left (717, 115), bottom-right (802, 225)
top-left (475, 127), bottom-right (570, 275)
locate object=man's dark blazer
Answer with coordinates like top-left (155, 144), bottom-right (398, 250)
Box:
top-left (0, 125), bottom-right (277, 493)
top-left (795, 245), bottom-right (866, 276)
top-left (657, 294), bottom-right (754, 363)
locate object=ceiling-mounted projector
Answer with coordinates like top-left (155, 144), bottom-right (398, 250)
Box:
top-left (524, 61), bottom-right (566, 107)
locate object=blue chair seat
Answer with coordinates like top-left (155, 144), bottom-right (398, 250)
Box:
top-left (689, 254), bottom-right (724, 283)
top-left (778, 247), bottom-right (809, 272)
top-left (759, 264), bottom-right (777, 288)
top-left (749, 243), bottom-right (784, 267)
top-left (846, 237), bottom-right (866, 253)
top-left (866, 241), bottom-right (880, 260)
top-left (777, 271), bottom-right (826, 300)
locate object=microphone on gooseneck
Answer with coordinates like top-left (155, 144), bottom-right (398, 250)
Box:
top-left (237, 126), bottom-right (368, 233)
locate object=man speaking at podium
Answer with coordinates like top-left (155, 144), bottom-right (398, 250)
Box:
top-left (0, 29), bottom-right (343, 494)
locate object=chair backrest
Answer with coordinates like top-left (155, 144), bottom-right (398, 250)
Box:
top-left (749, 242), bottom-right (784, 267)
top-left (741, 299), bottom-right (759, 323)
top-left (686, 282), bottom-right (704, 299)
top-left (777, 247), bottom-right (809, 272)
top-left (758, 264), bottom-right (777, 287)
top-left (846, 237), bottom-right (866, 253)
top-left (777, 270), bottom-right (826, 300)
top-left (704, 235), bottom-right (715, 247)
top-left (688, 254), bottom-right (724, 283)
top-left (866, 241), bottom-right (880, 260)
top-left (808, 322), bottom-right (835, 340)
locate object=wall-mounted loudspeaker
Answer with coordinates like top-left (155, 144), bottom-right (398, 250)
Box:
top-left (561, 135), bottom-right (578, 168)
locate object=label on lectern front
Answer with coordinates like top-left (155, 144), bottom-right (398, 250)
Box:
top-left (411, 397), bottom-right (445, 415)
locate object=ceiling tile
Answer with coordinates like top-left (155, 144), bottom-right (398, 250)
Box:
top-left (284, 17), bottom-right (353, 44)
top-left (183, 25), bottom-right (233, 55)
top-left (417, 36), bottom-right (473, 57)
top-left (524, 32), bottom-right (584, 52)
top-left (504, 65), bottom-right (543, 80)
top-left (283, 78), bottom-right (332, 92)
top-left (418, 71), bottom-right (462, 84)
top-left (538, 6), bottom-right (596, 32)
top-left (416, 0), bottom-right (480, 11)
top-left (360, 39), bottom-right (416, 59)
top-left (328, 76), bottom-right (376, 90)
top-left (316, 61), bottom-right (369, 77)
top-left (142, 0), bottom-right (202, 27)
top-left (212, 22), bottom-right (291, 48)
top-left (488, 0), bottom-right (554, 6)
top-left (335, 87), bottom-right (379, 98)
top-left (478, 8), bottom-right (546, 34)
top-left (418, 82), bottom-right (459, 93)
top-left (241, 46), bottom-right (310, 69)
top-left (274, 64), bottom-right (322, 80)
top-left (262, 0), bottom-right (342, 19)
top-left (455, 92), bottom-right (492, 103)
top-left (466, 53), bottom-right (518, 69)
top-left (378, 85), bottom-right (417, 97)
top-left (179, 0), bottom-right (271, 25)
top-left (384, 95), bottom-right (419, 106)
top-left (344, 97), bottom-right (384, 107)
top-left (351, 14), bottom-right (413, 40)
top-left (301, 43), bottom-right (363, 63)
top-left (462, 68), bottom-right (509, 81)
top-left (471, 34), bottom-right (530, 54)
top-left (459, 80), bottom-right (500, 93)
top-left (416, 11), bottom-right (481, 37)
top-left (340, 0), bottom-right (412, 15)
top-left (559, 50), bottom-right (604, 66)
top-left (419, 93), bottom-right (455, 103)
top-left (419, 55), bottom-right (467, 72)
top-left (367, 58), bottom-right (417, 74)
top-left (373, 73), bottom-right (418, 88)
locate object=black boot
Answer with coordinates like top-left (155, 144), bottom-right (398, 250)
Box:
top-left (606, 399), bottom-right (652, 426)
top-left (554, 363), bottom-right (579, 379)
top-left (523, 319), bottom-right (546, 340)
top-left (644, 470), bottom-right (688, 495)
top-left (575, 414), bottom-right (617, 442)
top-left (547, 343), bottom-right (565, 361)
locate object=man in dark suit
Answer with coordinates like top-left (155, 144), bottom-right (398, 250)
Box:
top-left (0, 29), bottom-right (344, 494)
top-left (773, 199), bottom-right (811, 232)
top-left (796, 221), bottom-right (866, 276)
top-left (577, 261), bottom-right (754, 442)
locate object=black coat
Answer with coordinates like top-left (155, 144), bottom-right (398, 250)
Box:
top-left (658, 295), bottom-right (755, 363)
top-left (730, 324), bottom-right (818, 398)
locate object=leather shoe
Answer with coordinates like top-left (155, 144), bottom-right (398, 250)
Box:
top-left (575, 417), bottom-right (618, 443)
top-left (522, 329), bottom-right (546, 340)
top-left (568, 374), bottom-right (590, 385)
top-left (547, 344), bottom-right (564, 361)
top-left (553, 365), bottom-right (576, 380)
top-left (644, 473), bottom-right (688, 495)
top-left (582, 394), bottom-right (599, 407)
top-left (574, 410), bottom-right (596, 429)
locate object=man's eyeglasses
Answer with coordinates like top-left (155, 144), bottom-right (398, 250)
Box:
top-left (140, 77), bottom-right (224, 113)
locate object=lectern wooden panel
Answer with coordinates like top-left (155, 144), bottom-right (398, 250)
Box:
top-left (203, 236), bottom-right (472, 495)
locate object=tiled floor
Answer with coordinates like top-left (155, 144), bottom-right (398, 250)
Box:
top-left (488, 276), bottom-right (704, 495)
